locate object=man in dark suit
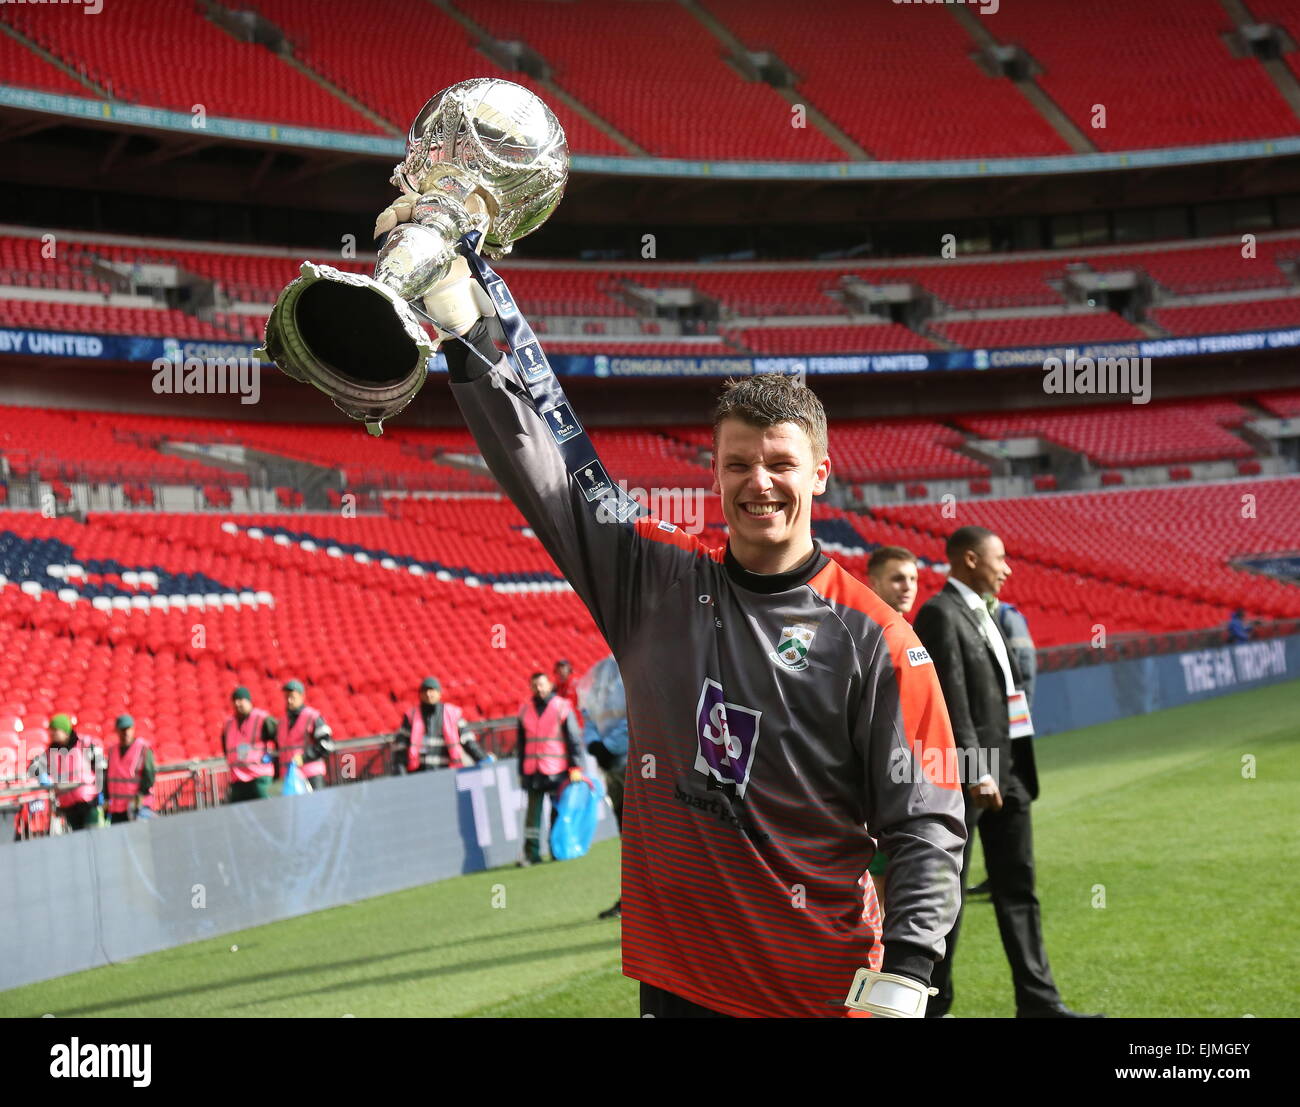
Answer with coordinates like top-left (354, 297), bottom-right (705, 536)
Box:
top-left (914, 526), bottom-right (1101, 1019)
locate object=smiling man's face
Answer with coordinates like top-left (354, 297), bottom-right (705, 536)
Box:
top-left (711, 417), bottom-right (830, 573)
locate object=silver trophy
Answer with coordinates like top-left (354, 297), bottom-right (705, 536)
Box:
top-left (258, 78), bottom-right (569, 434)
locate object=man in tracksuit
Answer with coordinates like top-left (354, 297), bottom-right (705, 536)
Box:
top-left (412, 233), bottom-right (966, 1018)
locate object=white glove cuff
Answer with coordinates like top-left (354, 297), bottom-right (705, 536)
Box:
top-left (844, 968), bottom-right (938, 1018)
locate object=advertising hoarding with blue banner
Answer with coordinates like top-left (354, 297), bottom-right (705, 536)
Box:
top-left (3, 324), bottom-right (1299, 378)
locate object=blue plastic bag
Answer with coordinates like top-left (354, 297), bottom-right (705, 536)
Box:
top-left (282, 761), bottom-right (310, 796)
top-left (549, 774), bottom-right (605, 861)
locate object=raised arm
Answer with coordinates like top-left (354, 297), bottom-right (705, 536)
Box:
top-left (430, 243), bottom-right (707, 653)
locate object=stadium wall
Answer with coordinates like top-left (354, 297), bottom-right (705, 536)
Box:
top-left (1034, 634), bottom-right (1298, 738)
top-left (0, 762), bottom-right (616, 993)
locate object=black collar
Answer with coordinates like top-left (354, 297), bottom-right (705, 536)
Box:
top-left (724, 540), bottom-right (827, 595)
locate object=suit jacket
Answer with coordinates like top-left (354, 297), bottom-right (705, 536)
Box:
top-left (913, 582), bottom-right (1039, 800)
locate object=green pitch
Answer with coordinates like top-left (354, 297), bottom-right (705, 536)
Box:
top-left (1, 679), bottom-right (1295, 1018)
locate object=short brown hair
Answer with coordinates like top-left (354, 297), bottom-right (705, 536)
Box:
top-left (712, 374), bottom-right (828, 463)
top-left (867, 546), bottom-right (918, 574)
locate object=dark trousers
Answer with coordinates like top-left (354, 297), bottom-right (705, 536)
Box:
top-left (639, 982), bottom-right (730, 1019)
top-left (109, 810), bottom-right (131, 825)
top-left (523, 786), bottom-right (557, 862)
top-left (927, 770), bottom-right (1061, 1017)
top-left (61, 801), bottom-right (96, 831)
top-left (605, 756), bottom-right (626, 833)
top-left (229, 777), bottom-right (272, 804)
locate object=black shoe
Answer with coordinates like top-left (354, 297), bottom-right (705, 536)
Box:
top-left (966, 879), bottom-right (991, 896)
top-left (1017, 1003), bottom-right (1105, 1018)
top-left (598, 899), bottom-right (622, 920)
top-left (516, 858), bottom-right (535, 868)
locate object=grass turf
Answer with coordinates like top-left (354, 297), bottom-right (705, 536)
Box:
top-left (1, 679), bottom-right (1295, 1018)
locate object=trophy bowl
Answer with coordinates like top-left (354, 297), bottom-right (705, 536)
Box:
top-left (258, 78), bottom-right (569, 434)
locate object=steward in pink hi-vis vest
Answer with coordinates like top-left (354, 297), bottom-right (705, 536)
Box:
top-left (404, 702), bottom-right (466, 772)
top-left (223, 708), bottom-right (273, 782)
top-left (51, 741), bottom-right (100, 808)
top-left (107, 737), bottom-right (154, 815)
top-left (519, 694), bottom-right (577, 783)
top-left (277, 705), bottom-right (329, 780)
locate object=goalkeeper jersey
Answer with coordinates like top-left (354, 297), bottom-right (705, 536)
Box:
top-left (448, 335), bottom-right (965, 1019)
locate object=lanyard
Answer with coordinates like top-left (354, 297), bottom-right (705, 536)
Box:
top-left (452, 231), bottom-right (648, 529)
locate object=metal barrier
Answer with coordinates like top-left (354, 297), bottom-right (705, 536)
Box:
top-left (2, 725), bottom-right (518, 841)
top-left (1036, 618), bottom-right (1300, 672)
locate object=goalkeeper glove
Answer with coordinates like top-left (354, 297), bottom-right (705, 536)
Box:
top-left (843, 968), bottom-right (938, 1018)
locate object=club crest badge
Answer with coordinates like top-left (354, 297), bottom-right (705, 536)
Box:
top-left (769, 622), bottom-right (816, 671)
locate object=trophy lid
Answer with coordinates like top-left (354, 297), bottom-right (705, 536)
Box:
top-left (398, 78), bottom-right (568, 257)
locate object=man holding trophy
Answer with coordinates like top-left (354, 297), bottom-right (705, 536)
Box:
top-left (261, 79), bottom-right (965, 1019)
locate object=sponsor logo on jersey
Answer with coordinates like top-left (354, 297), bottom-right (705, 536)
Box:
top-left (543, 403), bottom-right (581, 444)
top-left (574, 459), bottom-right (614, 501)
top-left (694, 678), bottom-right (761, 797)
top-left (769, 622), bottom-right (816, 672)
top-left (657, 520), bottom-right (677, 533)
top-left (906, 646), bottom-right (932, 667)
top-left (513, 340), bottom-right (550, 382)
top-left (487, 280), bottom-right (517, 317)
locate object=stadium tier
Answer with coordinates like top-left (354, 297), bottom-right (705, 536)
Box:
top-left (1087, 239), bottom-right (1300, 296)
top-left (0, 235), bottom-right (113, 295)
top-left (0, 406), bottom-right (249, 487)
top-left (852, 258), bottom-right (1070, 311)
top-left (0, 507), bottom-right (608, 756)
top-left (630, 268), bottom-right (851, 318)
top-left (0, 297), bottom-right (236, 340)
top-left (702, 0), bottom-right (1070, 160)
top-left (2, 0), bottom-right (382, 132)
top-left (4, 0), bottom-right (1300, 163)
top-left (1150, 297), bottom-right (1300, 335)
top-left (244, 0), bottom-right (624, 154)
top-left (63, 241), bottom-right (374, 304)
top-left (930, 312), bottom-right (1146, 348)
top-left (1, 395), bottom-right (1281, 497)
top-left (0, 405), bottom-right (719, 495)
top-left (478, 267), bottom-right (637, 317)
top-left (583, 430), bottom-right (712, 488)
top-left (1257, 388), bottom-right (1300, 417)
top-left (875, 477), bottom-right (1300, 628)
top-left (3, 475), bottom-right (1292, 766)
top-left (825, 420), bottom-right (989, 484)
top-left (8, 230), bottom-right (1300, 354)
top-left (956, 398), bottom-right (1255, 468)
top-left (983, 0), bottom-right (1298, 150)
top-left (0, 23), bottom-right (89, 97)
top-left (457, 0), bottom-right (845, 161)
